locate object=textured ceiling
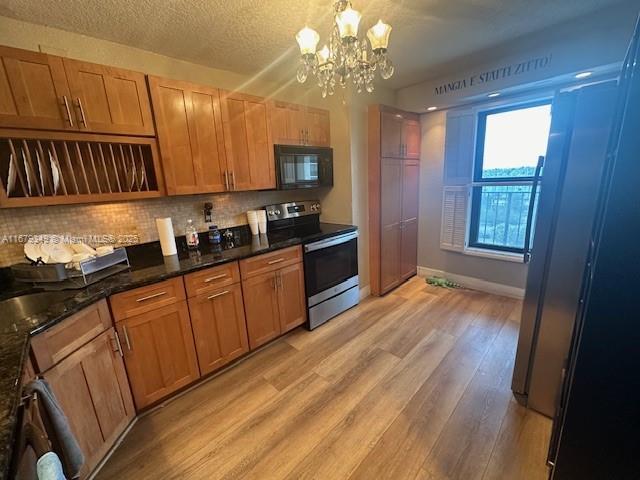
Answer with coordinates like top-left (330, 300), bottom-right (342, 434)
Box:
top-left (0, 0), bottom-right (630, 89)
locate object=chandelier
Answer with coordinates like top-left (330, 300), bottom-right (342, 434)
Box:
top-left (295, 0), bottom-right (394, 97)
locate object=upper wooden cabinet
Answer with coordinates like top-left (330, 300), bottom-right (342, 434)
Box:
top-left (380, 109), bottom-right (420, 159)
top-left (0, 46), bottom-right (74, 131)
top-left (63, 59), bottom-right (154, 136)
top-left (148, 76), bottom-right (228, 195)
top-left (268, 100), bottom-right (330, 147)
top-left (0, 46), bottom-right (154, 136)
top-left (221, 91), bottom-right (275, 191)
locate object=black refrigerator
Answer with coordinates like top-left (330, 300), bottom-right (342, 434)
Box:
top-left (511, 71), bottom-right (619, 416)
top-left (548, 14), bottom-right (640, 479)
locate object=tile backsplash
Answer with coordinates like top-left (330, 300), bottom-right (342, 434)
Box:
top-left (0, 189), bottom-right (320, 267)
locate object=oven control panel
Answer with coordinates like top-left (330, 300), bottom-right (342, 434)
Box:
top-left (265, 200), bottom-right (321, 221)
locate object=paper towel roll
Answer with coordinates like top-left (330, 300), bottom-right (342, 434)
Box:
top-left (156, 217), bottom-right (177, 256)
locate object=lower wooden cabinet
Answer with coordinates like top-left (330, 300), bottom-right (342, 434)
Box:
top-left (242, 261), bottom-right (306, 349)
top-left (115, 301), bottom-right (200, 410)
top-left (276, 263), bottom-right (307, 334)
top-left (188, 283), bottom-right (249, 375)
top-left (43, 328), bottom-right (134, 477)
top-left (242, 271), bottom-right (281, 349)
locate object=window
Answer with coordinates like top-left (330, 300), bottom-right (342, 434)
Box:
top-left (469, 100), bottom-right (552, 253)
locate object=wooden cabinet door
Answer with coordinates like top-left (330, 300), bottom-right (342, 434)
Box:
top-left (188, 284), bottom-right (249, 375)
top-left (381, 111), bottom-right (403, 158)
top-left (117, 301), bottom-right (200, 410)
top-left (148, 76), bottom-right (228, 195)
top-left (402, 118), bottom-right (421, 159)
top-left (221, 91), bottom-right (275, 191)
top-left (242, 271), bottom-right (281, 349)
top-left (43, 328), bottom-right (134, 475)
top-left (380, 158), bottom-right (403, 292)
top-left (276, 263), bottom-right (307, 333)
top-left (269, 101), bottom-right (305, 145)
top-left (63, 58), bottom-right (154, 136)
top-left (306, 107), bottom-right (331, 147)
top-left (400, 161), bottom-right (420, 280)
top-left (0, 46), bottom-right (75, 130)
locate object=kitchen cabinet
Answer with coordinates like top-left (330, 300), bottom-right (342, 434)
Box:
top-left (42, 327), bottom-right (134, 476)
top-left (148, 76), bottom-right (228, 195)
top-left (63, 58), bottom-right (154, 136)
top-left (268, 100), bottom-right (330, 147)
top-left (115, 301), bottom-right (200, 409)
top-left (0, 46), bottom-right (154, 136)
top-left (0, 46), bottom-right (74, 131)
top-left (379, 158), bottom-right (403, 292)
top-left (221, 91), bottom-right (275, 190)
top-left (380, 109), bottom-right (420, 159)
top-left (276, 262), bottom-right (307, 333)
top-left (188, 283), bottom-right (249, 376)
top-left (240, 246), bottom-right (306, 349)
top-left (369, 105), bottom-right (421, 295)
top-left (400, 160), bottom-right (420, 280)
top-left (242, 271), bottom-right (282, 349)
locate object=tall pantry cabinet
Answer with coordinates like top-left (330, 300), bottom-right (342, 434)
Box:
top-left (369, 105), bottom-right (421, 296)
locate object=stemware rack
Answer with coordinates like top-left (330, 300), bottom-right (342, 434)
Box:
top-left (0, 129), bottom-right (165, 207)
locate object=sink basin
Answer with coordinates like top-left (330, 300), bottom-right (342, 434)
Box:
top-left (0, 291), bottom-right (76, 323)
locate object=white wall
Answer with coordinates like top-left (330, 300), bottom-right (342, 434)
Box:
top-left (419, 112), bottom-right (528, 290)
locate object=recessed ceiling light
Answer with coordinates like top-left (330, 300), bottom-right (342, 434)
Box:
top-left (575, 71), bottom-right (593, 79)
top-left (488, 92), bottom-right (501, 98)
top-left (427, 106), bottom-right (437, 111)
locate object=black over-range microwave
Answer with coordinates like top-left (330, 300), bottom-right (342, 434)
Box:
top-left (274, 145), bottom-right (333, 190)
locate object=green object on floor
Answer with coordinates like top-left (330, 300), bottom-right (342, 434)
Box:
top-left (426, 276), bottom-right (461, 289)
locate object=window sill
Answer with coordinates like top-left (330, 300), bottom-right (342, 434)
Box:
top-left (463, 247), bottom-right (525, 263)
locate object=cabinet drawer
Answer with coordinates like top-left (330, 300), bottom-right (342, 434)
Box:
top-left (109, 277), bottom-right (186, 322)
top-left (184, 262), bottom-right (240, 298)
top-left (30, 299), bottom-right (112, 373)
top-left (239, 246), bottom-right (302, 279)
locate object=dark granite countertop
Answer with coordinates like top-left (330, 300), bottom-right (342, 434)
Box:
top-left (0, 222), bottom-right (356, 479)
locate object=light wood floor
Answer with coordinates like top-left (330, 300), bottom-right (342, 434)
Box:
top-left (97, 277), bottom-right (551, 480)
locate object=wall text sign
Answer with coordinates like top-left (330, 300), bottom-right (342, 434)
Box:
top-left (434, 54), bottom-right (553, 96)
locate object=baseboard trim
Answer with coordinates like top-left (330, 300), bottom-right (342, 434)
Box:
top-left (417, 266), bottom-right (525, 299)
top-left (359, 285), bottom-right (371, 300)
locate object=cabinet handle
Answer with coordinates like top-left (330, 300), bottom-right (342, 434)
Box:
top-left (267, 258), bottom-right (285, 265)
top-left (204, 273), bottom-right (227, 283)
top-left (136, 291), bottom-right (167, 302)
top-left (62, 96), bottom-right (74, 127)
top-left (121, 326), bottom-right (132, 351)
top-left (224, 171), bottom-right (229, 191)
top-left (277, 271), bottom-right (283, 288)
top-left (230, 171), bottom-right (236, 190)
top-left (306, 129), bottom-right (310, 145)
top-left (271, 276), bottom-right (277, 290)
top-left (300, 129), bottom-right (303, 144)
top-left (75, 98), bottom-right (87, 127)
top-left (113, 331), bottom-right (124, 357)
top-left (207, 290), bottom-right (230, 300)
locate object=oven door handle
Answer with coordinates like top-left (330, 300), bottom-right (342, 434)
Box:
top-left (304, 231), bottom-right (358, 253)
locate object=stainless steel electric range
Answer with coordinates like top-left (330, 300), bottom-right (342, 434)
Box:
top-left (265, 200), bottom-right (359, 330)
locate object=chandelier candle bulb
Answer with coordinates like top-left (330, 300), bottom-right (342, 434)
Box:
top-left (296, 26), bottom-right (320, 55)
top-left (317, 45), bottom-right (330, 65)
top-left (367, 20), bottom-right (392, 51)
top-left (335, 6), bottom-right (362, 40)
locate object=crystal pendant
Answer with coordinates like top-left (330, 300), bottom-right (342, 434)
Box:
top-left (380, 56), bottom-right (394, 80)
top-left (297, 64), bottom-right (308, 83)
